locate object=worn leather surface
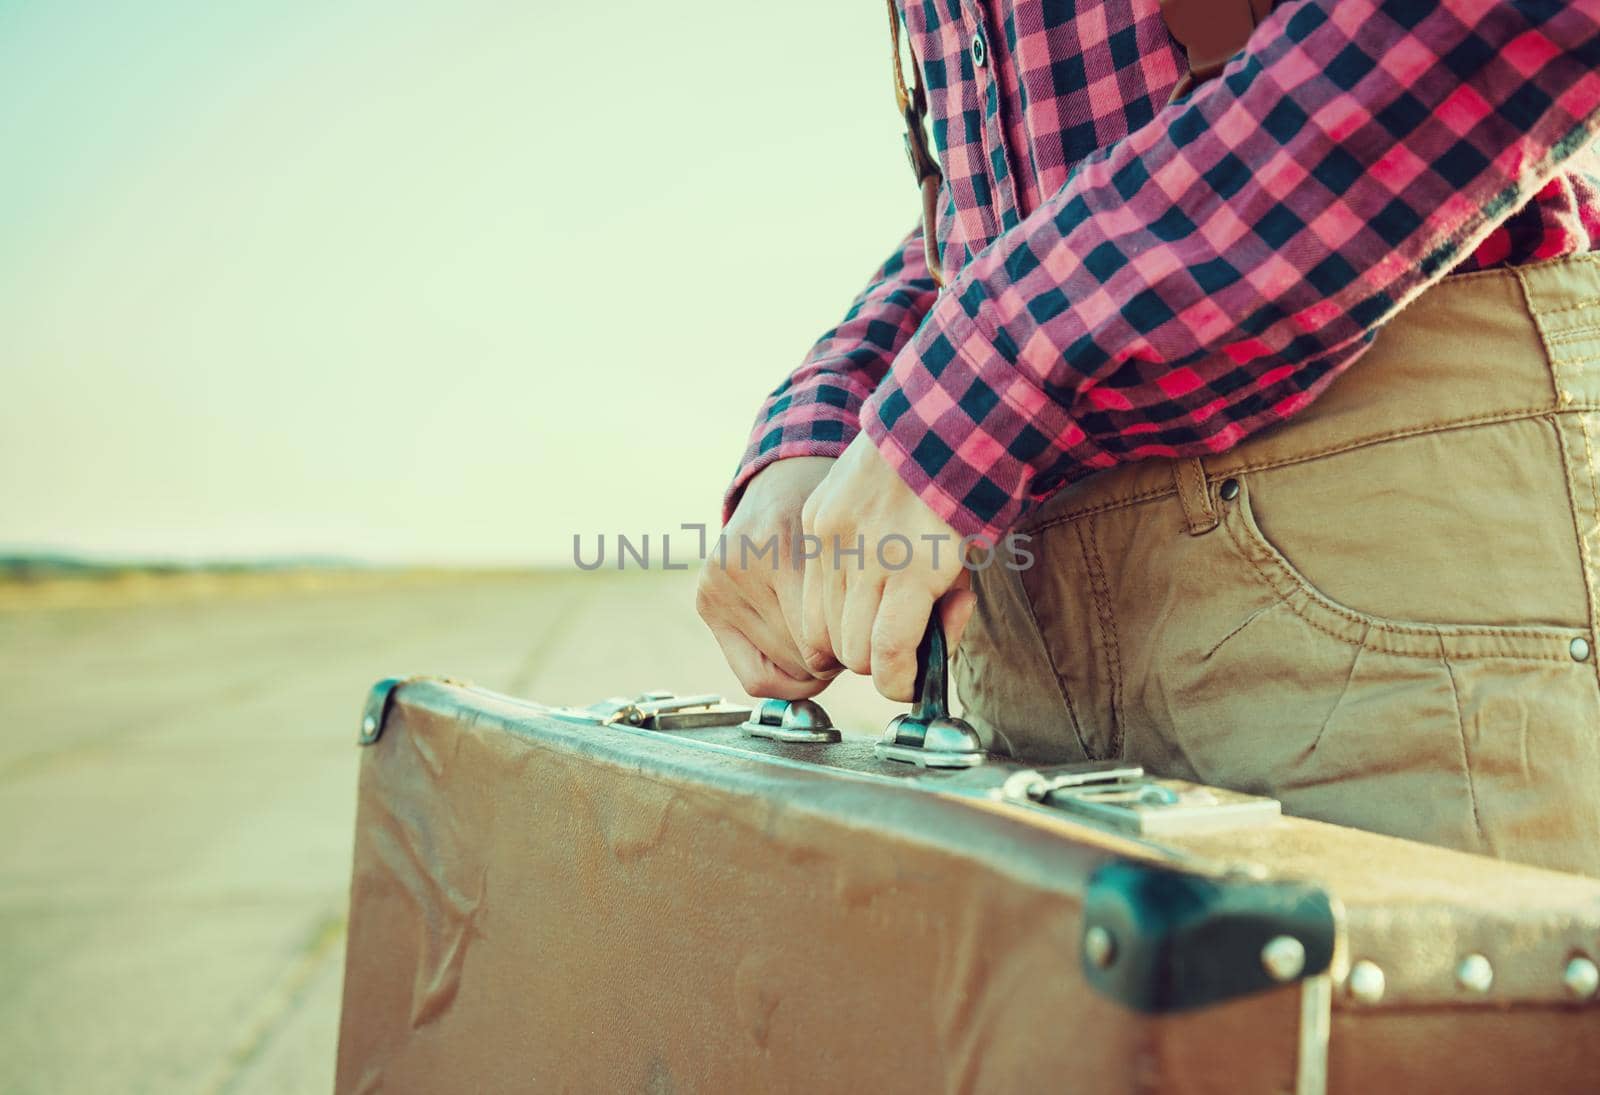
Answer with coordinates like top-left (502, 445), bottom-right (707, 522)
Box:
top-left (337, 681), bottom-right (1600, 1093)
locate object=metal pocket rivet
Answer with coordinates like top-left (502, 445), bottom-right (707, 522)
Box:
top-left (1348, 960), bottom-right (1386, 1004)
top-left (1084, 925), bottom-right (1117, 969)
top-left (362, 715), bottom-right (378, 736)
top-left (1565, 956), bottom-right (1600, 1000)
top-left (1456, 953), bottom-right (1494, 994)
top-left (1219, 478), bottom-right (1240, 502)
top-left (1261, 935), bottom-right (1306, 982)
top-left (1571, 637), bottom-right (1591, 662)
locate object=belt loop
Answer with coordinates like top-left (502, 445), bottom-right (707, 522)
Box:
top-left (1173, 457), bottom-right (1219, 535)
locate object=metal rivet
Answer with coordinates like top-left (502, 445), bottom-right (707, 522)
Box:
top-left (1571, 637), bottom-right (1591, 662)
top-left (1565, 956), bottom-right (1600, 1000)
top-left (1085, 925), bottom-right (1117, 969)
top-left (1219, 478), bottom-right (1240, 502)
top-left (1348, 960), bottom-right (1386, 1004)
top-left (1261, 935), bottom-right (1306, 982)
top-left (970, 32), bottom-right (987, 68)
top-left (1456, 953), bottom-right (1494, 994)
top-left (362, 714), bottom-right (378, 736)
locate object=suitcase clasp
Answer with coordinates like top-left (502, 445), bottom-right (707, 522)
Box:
top-left (1000, 762), bottom-right (1150, 803)
top-left (571, 692), bottom-right (753, 731)
top-left (999, 763), bottom-right (1281, 836)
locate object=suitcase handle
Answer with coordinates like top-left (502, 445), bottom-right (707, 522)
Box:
top-left (909, 612), bottom-right (953, 724)
top-left (873, 614), bottom-right (987, 768)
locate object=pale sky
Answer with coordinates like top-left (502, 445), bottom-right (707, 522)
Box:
top-left (0, 0), bottom-right (914, 565)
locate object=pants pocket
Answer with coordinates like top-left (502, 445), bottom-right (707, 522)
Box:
top-left (1132, 458), bottom-right (1600, 876)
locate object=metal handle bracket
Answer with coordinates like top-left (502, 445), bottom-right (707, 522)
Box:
top-left (875, 616), bottom-right (986, 769)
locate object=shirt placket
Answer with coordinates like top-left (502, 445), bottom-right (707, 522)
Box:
top-left (961, 0), bottom-right (1026, 238)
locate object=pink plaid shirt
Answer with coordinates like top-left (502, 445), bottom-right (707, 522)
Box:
top-left (727, 0), bottom-right (1600, 542)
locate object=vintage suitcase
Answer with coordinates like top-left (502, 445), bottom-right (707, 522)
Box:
top-left (337, 625), bottom-right (1600, 1094)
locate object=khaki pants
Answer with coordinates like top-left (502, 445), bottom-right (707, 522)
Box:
top-left (955, 252), bottom-right (1600, 878)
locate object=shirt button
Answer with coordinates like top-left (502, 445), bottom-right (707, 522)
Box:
top-left (970, 32), bottom-right (987, 68)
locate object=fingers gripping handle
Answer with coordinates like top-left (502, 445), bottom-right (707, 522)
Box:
top-left (876, 613), bottom-right (987, 768)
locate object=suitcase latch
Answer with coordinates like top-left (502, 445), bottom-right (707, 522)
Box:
top-left (567, 692), bottom-right (753, 731)
top-left (1000, 764), bottom-right (1281, 836)
top-left (1000, 762), bottom-right (1149, 803)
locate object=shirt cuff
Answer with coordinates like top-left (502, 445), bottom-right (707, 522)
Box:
top-left (860, 297), bottom-right (1112, 544)
top-left (721, 434), bottom-right (857, 525)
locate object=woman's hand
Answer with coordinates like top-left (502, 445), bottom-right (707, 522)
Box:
top-left (800, 434), bottom-right (975, 701)
top-left (696, 457), bottom-right (842, 700)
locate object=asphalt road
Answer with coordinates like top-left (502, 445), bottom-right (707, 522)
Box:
top-left (0, 569), bottom-right (898, 1094)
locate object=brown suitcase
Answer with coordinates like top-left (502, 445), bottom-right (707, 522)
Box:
top-left (336, 657), bottom-right (1600, 1094)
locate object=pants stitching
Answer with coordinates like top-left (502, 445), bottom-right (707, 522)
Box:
top-left (1307, 629), bottom-right (1368, 757)
top-left (1575, 410), bottom-right (1600, 695)
top-left (1518, 263), bottom-right (1600, 694)
top-left (1221, 506), bottom-right (1575, 659)
top-left (1028, 407), bottom-right (1573, 532)
top-left (1543, 414), bottom-right (1598, 666)
top-left (1173, 457), bottom-right (1217, 534)
top-left (1202, 602), bottom-right (1276, 661)
top-left (1087, 516), bottom-right (1125, 757)
top-left (1228, 489), bottom-right (1577, 638)
top-left (1436, 631), bottom-right (1491, 854)
top-left (1022, 483), bottom-right (1179, 533)
top-left (1013, 566), bottom-right (1092, 759)
top-left (1544, 326), bottom-right (1600, 345)
top-left (1536, 294), bottom-right (1600, 316)
top-left (1074, 518), bottom-right (1123, 759)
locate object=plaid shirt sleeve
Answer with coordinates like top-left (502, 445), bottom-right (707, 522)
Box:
top-left (860, 0), bottom-right (1600, 543)
top-left (722, 222), bottom-right (938, 519)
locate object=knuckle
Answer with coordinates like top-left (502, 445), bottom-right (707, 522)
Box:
top-left (870, 640), bottom-right (908, 665)
top-left (800, 642), bottom-right (838, 675)
top-left (870, 626), bottom-right (912, 668)
top-left (813, 510), bottom-right (845, 540)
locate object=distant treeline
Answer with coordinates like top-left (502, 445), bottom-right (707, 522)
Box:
top-left (0, 553), bottom-right (364, 582)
